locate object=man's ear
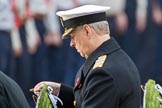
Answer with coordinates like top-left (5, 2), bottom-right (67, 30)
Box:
top-left (82, 24), bottom-right (92, 39)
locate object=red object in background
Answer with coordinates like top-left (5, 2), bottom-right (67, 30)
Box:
top-left (10, 0), bottom-right (24, 28)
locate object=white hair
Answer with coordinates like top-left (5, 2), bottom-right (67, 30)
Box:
top-left (73, 21), bottom-right (110, 35)
top-left (89, 21), bottom-right (110, 35)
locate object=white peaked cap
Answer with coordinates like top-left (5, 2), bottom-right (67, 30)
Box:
top-left (56, 5), bottom-right (111, 39)
top-left (56, 5), bottom-right (111, 20)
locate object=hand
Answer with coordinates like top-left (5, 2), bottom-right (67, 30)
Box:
top-left (115, 12), bottom-right (128, 34)
top-left (33, 81), bottom-right (61, 96)
top-left (28, 35), bottom-right (40, 55)
top-left (152, 4), bottom-right (162, 26)
top-left (45, 32), bottom-right (62, 47)
top-left (136, 15), bottom-right (147, 33)
top-left (13, 47), bottom-right (23, 58)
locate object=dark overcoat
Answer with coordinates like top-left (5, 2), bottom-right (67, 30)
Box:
top-left (0, 71), bottom-right (30, 108)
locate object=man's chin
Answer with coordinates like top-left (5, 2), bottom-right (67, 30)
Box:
top-left (80, 53), bottom-right (84, 57)
top-left (80, 53), bottom-right (87, 59)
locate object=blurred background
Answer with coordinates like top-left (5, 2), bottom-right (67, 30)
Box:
top-left (0, 0), bottom-right (162, 107)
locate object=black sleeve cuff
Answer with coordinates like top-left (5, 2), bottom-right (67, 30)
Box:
top-left (58, 84), bottom-right (75, 108)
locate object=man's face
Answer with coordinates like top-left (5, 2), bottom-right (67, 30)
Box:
top-left (69, 26), bottom-right (90, 58)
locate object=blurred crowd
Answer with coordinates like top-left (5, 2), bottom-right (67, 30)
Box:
top-left (0, 0), bottom-right (162, 107)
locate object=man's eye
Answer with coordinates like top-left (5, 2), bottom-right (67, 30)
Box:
top-left (71, 35), bottom-right (75, 39)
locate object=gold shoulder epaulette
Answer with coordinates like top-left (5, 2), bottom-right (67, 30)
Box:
top-left (92, 55), bottom-right (107, 69)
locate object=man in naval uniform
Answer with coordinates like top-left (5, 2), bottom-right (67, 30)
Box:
top-left (33, 5), bottom-right (141, 108)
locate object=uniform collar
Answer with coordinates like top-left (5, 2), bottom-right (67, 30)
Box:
top-left (83, 37), bottom-right (120, 76)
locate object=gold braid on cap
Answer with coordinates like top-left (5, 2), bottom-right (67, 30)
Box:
top-left (60, 17), bottom-right (64, 27)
